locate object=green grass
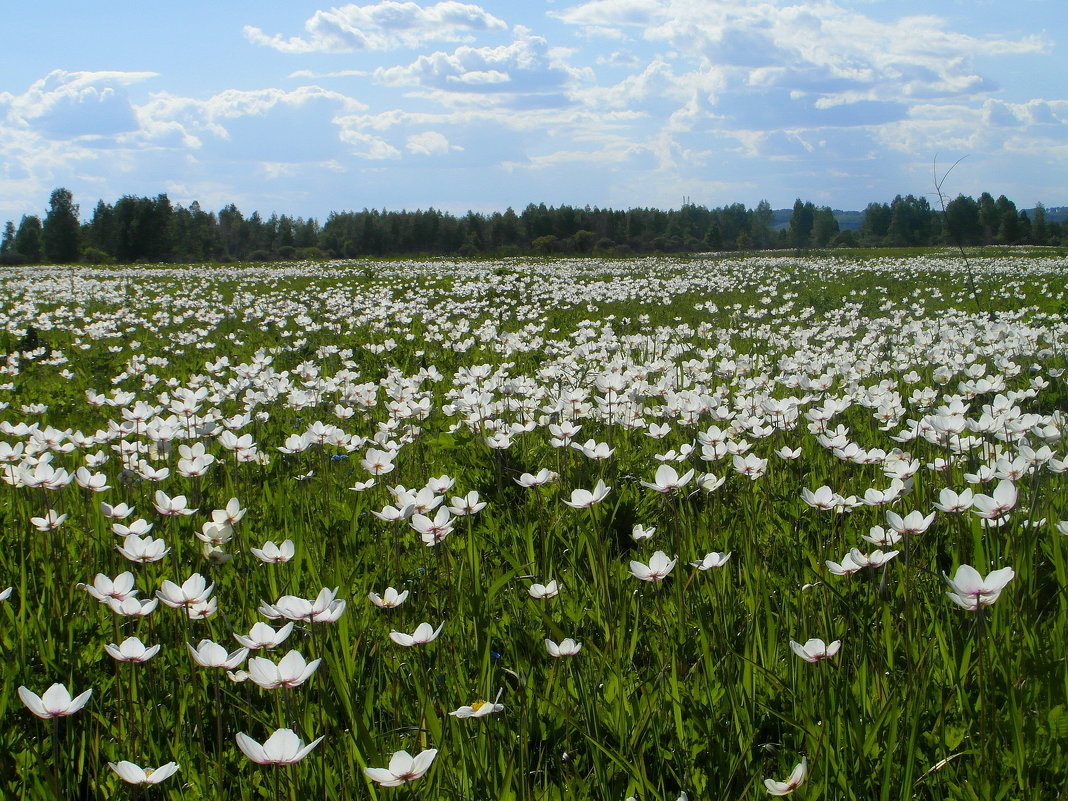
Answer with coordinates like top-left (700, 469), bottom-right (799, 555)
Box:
top-left (0, 252), bottom-right (1065, 800)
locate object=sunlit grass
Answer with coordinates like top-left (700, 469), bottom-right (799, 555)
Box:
top-left (0, 252), bottom-right (1065, 800)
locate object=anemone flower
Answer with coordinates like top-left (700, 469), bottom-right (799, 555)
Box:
top-left (450, 689), bottom-right (505, 719)
top-left (389, 622), bottom-right (443, 647)
top-left (108, 760), bottom-right (179, 785)
top-left (104, 637), bottom-right (160, 663)
top-left (236, 728), bottom-right (323, 765)
top-left (629, 551), bottom-right (677, 582)
top-left (246, 650), bottom-right (321, 690)
top-left (528, 580), bottom-right (559, 599)
top-left (544, 638), bottom-right (582, 658)
top-left (765, 756), bottom-right (807, 796)
top-left (18, 683), bottom-right (92, 719)
top-left (944, 564), bottom-right (1015, 610)
top-left (789, 638), bottom-right (841, 663)
top-left (250, 540), bottom-right (295, 564)
top-left (562, 479), bottom-right (611, 509)
top-left (233, 622), bottom-right (295, 650)
top-left (368, 587), bottom-right (410, 608)
top-left (364, 748), bottom-right (438, 786)
top-left (691, 552), bottom-right (731, 570)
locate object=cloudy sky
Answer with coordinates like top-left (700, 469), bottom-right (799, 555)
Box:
top-left (1, 1), bottom-right (1064, 222)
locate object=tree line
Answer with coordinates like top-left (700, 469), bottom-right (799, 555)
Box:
top-left (0, 188), bottom-right (1063, 265)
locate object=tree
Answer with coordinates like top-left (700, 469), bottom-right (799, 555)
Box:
top-left (943, 194), bottom-right (982, 246)
top-left (750, 200), bottom-right (774, 249)
top-left (1031, 202), bottom-right (1048, 245)
top-left (0, 221), bottom-right (14, 262)
top-left (858, 202), bottom-right (891, 244)
top-left (812, 206), bottom-right (839, 247)
top-left (14, 215), bottom-right (44, 263)
top-left (788, 199), bottom-right (815, 250)
top-left (42, 188), bottom-right (80, 263)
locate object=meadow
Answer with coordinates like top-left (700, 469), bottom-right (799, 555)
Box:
top-left (0, 251), bottom-right (1065, 800)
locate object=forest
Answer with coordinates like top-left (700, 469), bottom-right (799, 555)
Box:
top-left (1, 187), bottom-right (1063, 265)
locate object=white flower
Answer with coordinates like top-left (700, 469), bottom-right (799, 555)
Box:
top-left (364, 749), bottom-right (438, 786)
top-left (562, 480), bottom-right (611, 509)
top-left (765, 756), bottom-right (807, 795)
top-left (691, 552), bottom-right (731, 570)
top-left (368, 587), bottom-right (410, 608)
top-left (104, 637), bottom-right (160, 663)
top-left (389, 621), bottom-right (443, 647)
top-left (18, 683), bottom-right (92, 719)
top-left (250, 540), bottom-right (295, 564)
top-left (527, 580), bottom-right (559, 599)
top-left (544, 638), bottom-right (582, 657)
top-left (108, 760), bottom-right (179, 785)
top-left (944, 564), bottom-right (1015, 610)
top-left (450, 689), bottom-right (505, 719)
top-left (233, 622), bottom-right (294, 650)
top-left (236, 728), bottom-right (324, 765)
top-left (629, 551), bottom-right (677, 582)
top-left (789, 638), bottom-right (841, 663)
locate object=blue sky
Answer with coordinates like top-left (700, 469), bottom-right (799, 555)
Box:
top-left (1, 0), bottom-right (1064, 222)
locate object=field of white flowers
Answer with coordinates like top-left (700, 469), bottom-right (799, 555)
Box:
top-left (0, 252), bottom-right (1065, 800)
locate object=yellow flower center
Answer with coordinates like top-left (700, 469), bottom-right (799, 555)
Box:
top-left (470, 700), bottom-right (487, 712)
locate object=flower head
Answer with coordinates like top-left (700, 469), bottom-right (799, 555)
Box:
top-left (944, 564), bottom-right (1014, 610)
top-left (236, 728), bottom-right (323, 765)
top-left (108, 761), bottom-right (179, 785)
top-left (390, 621), bottom-right (443, 647)
top-left (364, 749), bottom-right (438, 786)
top-left (629, 550), bottom-right (677, 582)
top-left (18, 683), bottom-right (92, 719)
top-left (789, 638), bottom-right (841, 663)
top-left (765, 756), bottom-right (807, 796)
top-left (544, 637), bottom-right (582, 658)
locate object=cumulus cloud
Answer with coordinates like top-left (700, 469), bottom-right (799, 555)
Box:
top-left (2, 70), bottom-right (156, 139)
top-left (406, 130), bottom-right (457, 155)
top-left (244, 1), bottom-right (507, 53)
top-left (372, 31), bottom-right (592, 106)
top-left (555, 0), bottom-right (1048, 106)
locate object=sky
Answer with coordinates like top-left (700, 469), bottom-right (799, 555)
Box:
top-left (1, 0), bottom-right (1065, 223)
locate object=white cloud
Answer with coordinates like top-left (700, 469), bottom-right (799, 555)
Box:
top-left (244, 1), bottom-right (507, 53)
top-left (340, 130), bottom-right (402, 159)
top-left (373, 32), bottom-right (590, 98)
top-left (2, 70), bottom-right (157, 139)
top-left (406, 130), bottom-right (457, 155)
